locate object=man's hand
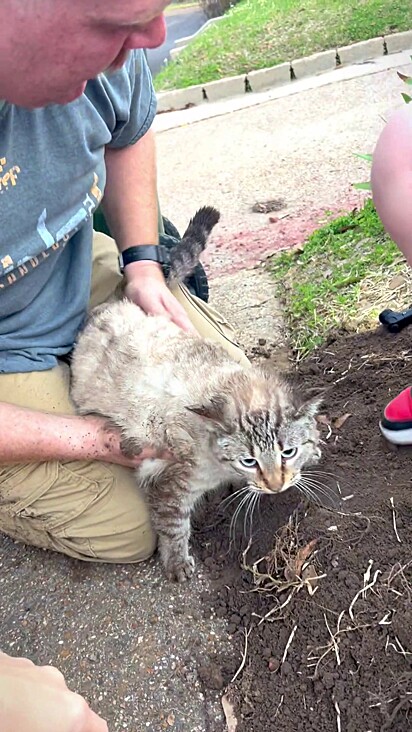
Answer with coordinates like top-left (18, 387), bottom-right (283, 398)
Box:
top-left (96, 418), bottom-right (171, 468)
top-left (124, 260), bottom-right (196, 333)
top-left (0, 652), bottom-right (107, 732)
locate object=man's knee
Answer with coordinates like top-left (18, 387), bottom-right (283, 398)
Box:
top-left (0, 499), bottom-right (157, 565)
top-left (0, 459), bottom-right (157, 565)
top-left (49, 465), bottom-right (158, 564)
top-left (79, 520), bottom-right (157, 564)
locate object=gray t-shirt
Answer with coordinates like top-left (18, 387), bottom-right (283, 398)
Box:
top-left (0, 50), bottom-right (156, 373)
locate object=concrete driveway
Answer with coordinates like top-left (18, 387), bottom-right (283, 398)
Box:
top-left (146, 5), bottom-right (207, 77)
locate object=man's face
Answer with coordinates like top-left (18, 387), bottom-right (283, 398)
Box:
top-left (1, 0), bottom-right (170, 108)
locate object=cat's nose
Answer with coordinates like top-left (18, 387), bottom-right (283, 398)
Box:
top-left (265, 468), bottom-right (295, 493)
top-left (256, 471), bottom-right (285, 494)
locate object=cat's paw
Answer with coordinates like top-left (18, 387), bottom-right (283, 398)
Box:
top-left (165, 555), bottom-right (195, 583)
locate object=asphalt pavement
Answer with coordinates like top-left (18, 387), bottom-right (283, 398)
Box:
top-left (146, 6), bottom-right (207, 76)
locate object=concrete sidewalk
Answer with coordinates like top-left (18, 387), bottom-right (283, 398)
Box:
top-left (1, 53), bottom-right (411, 732)
top-left (155, 50), bottom-right (411, 276)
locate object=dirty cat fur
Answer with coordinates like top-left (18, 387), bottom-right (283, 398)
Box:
top-left (71, 207), bottom-right (322, 582)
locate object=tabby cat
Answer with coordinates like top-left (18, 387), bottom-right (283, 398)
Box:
top-left (71, 207), bottom-right (322, 582)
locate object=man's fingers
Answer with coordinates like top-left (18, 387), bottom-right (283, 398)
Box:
top-left (175, 315), bottom-right (197, 334)
top-left (168, 304), bottom-right (197, 334)
top-left (150, 301), bottom-right (196, 335)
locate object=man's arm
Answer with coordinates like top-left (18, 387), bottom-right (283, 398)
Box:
top-left (103, 128), bottom-right (195, 332)
top-left (0, 402), bottom-right (158, 467)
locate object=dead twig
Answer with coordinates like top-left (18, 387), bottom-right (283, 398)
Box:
top-left (307, 613), bottom-right (370, 678)
top-left (348, 566), bottom-right (381, 620)
top-left (274, 694), bottom-right (284, 719)
top-left (334, 699), bottom-right (342, 732)
top-left (362, 559), bottom-right (373, 598)
top-left (385, 560), bottom-right (412, 601)
top-left (324, 613), bottom-right (341, 667)
top-left (256, 588), bottom-right (295, 625)
top-left (242, 513), bottom-right (323, 625)
top-left (389, 496), bottom-right (402, 544)
top-left (386, 635), bottom-right (412, 659)
top-left (381, 696), bottom-right (412, 731)
top-left (231, 627), bottom-right (252, 684)
top-left (281, 624), bottom-right (298, 665)
top-left (221, 695), bottom-right (238, 732)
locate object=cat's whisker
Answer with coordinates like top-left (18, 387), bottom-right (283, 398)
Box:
top-left (244, 491), bottom-right (259, 539)
top-left (219, 486), bottom-right (252, 511)
top-left (301, 471), bottom-right (342, 488)
top-left (229, 492), bottom-right (252, 540)
top-left (243, 495), bottom-right (253, 537)
top-left (300, 473), bottom-right (338, 485)
top-left (300, 476), bottom-right (333, 492)
top-left (295, 480), bottom-right (326, 507)
top-left (299, 488), bottom-right (323, 507)
top-left (232, 489), bottom-right (260, 541)
top-left (296, 476), bottom-right (340, 508)
top-left (301, 470), bottom-right (337, 478)
top-left (301, 484), bottom-right (337, 506)
top-left (299, 473), bottom-right (338, 493)
top-left (249, 492), bottom-right (261, 536)
top-left (300, 478), bottom-right (339, 502)
top-left (248, 496), bottom-right (257, 538)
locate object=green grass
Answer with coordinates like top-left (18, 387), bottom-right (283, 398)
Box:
top-left (268, 199), bottom-right (411, 359)
top-left (155, 0), bottom-right (412, 90)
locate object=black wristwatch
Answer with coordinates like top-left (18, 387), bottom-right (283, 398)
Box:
top-left (118, 244), bottom-right (171, 275)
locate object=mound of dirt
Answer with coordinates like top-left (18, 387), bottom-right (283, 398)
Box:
top-left (192, 325), bottom-right (412, 732)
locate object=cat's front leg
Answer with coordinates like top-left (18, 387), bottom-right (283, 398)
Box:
top-left (157, 513), bottom-right (195, 583)
top-left (145, 465), bottom-right (196, 583)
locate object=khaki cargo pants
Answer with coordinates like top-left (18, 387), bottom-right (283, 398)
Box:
top-left (0, 233), bottom-right (248, 563)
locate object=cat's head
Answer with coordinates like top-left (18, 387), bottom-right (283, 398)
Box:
top-left (187, 371), bottom-right (323, 495)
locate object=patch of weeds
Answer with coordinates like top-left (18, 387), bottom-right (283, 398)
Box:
top-left (268, 199), bottom-right (411, 359)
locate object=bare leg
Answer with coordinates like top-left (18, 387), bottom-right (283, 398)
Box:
top-left (371, 106), bottom-right (412, 265)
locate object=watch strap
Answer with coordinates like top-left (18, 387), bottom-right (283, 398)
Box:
top-left (118, 244), bottom-right (171, 274)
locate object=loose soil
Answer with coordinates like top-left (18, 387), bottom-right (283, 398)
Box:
top-left (192, 324), bottom-right (412, 732)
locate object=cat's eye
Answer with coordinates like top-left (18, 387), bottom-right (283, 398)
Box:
top-left (281, 447), bottom-right (298, 460)
top-left (239, 456), bottom-right (258, 469)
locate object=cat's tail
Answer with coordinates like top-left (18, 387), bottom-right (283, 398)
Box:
top-left (166, 206), bottom-right (220, 288)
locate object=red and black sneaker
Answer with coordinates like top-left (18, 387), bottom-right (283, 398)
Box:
top-left (380, 386), bottom-right (412, 445)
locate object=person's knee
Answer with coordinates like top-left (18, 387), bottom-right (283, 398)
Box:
top-left (53, 521), bottom-right (157, 564)
top-left (372, 107), bottom-right (412, 195)
top-left (80, 519), bottom-right (158, 564)
top-left (50, 469), bottom-right (158, 564)
top-left (107, 522), bottom-right (157, 564)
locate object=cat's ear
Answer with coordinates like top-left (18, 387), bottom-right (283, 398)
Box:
top-left (186, 396), bottom-right (229, 428)
top-left (296, 389), bottom-right (326, 419)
